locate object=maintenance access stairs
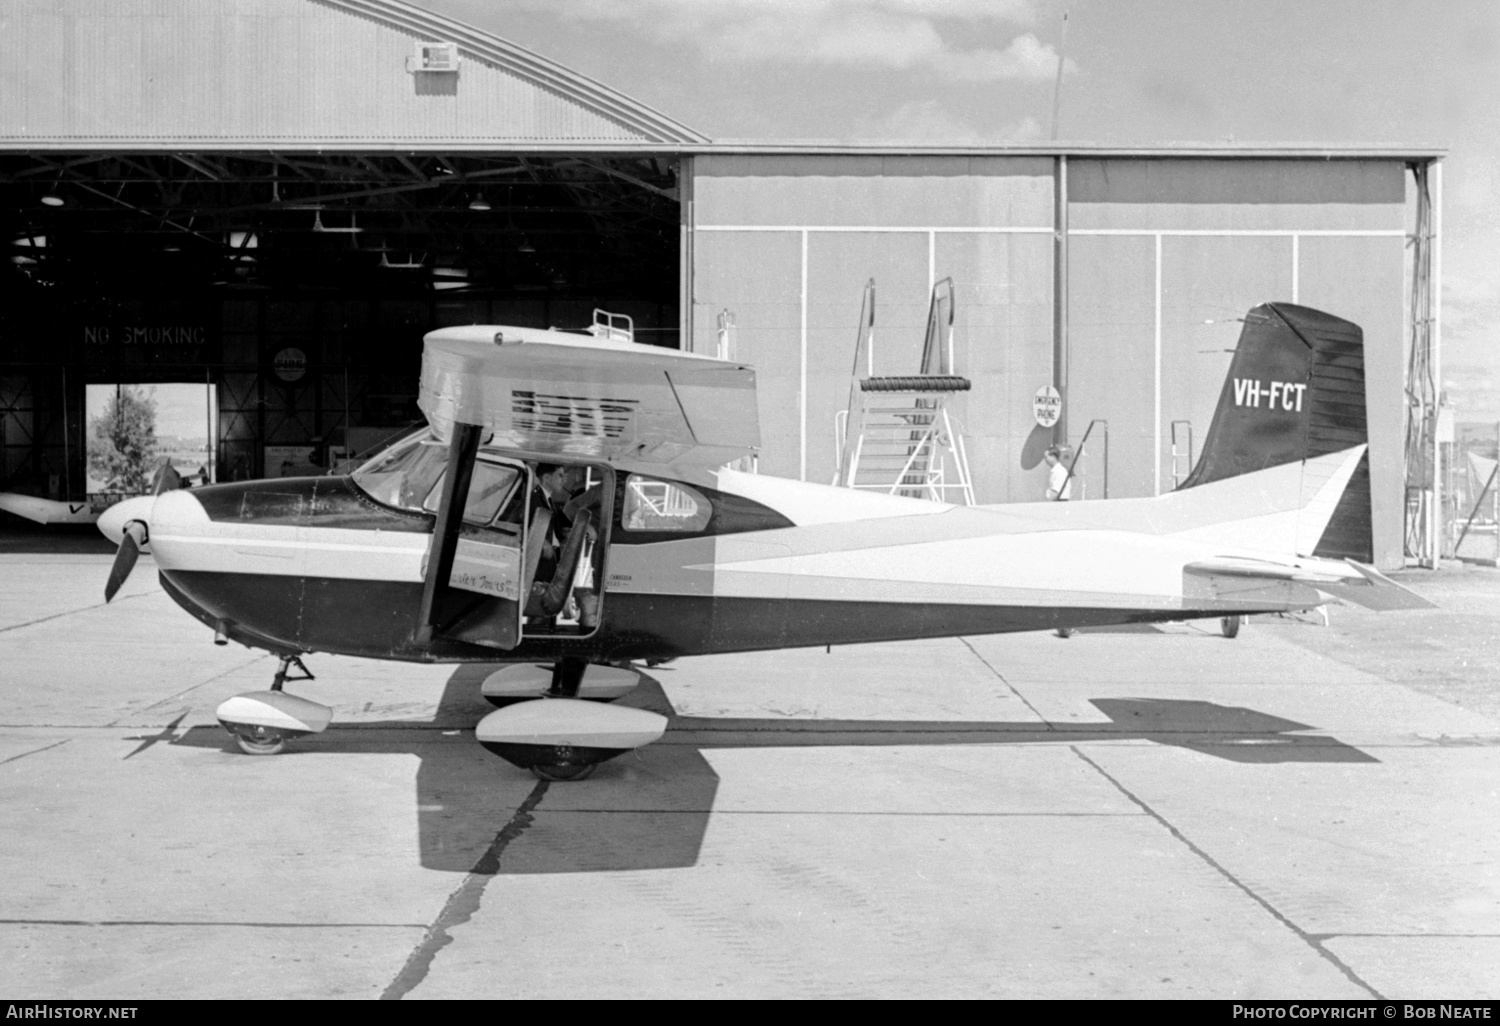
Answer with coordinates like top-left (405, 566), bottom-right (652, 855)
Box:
top-left (834, 278), bottom-right (976, 505)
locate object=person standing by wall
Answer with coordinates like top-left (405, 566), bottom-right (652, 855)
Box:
top-left (1044, 445), bottom-right (1072, 501)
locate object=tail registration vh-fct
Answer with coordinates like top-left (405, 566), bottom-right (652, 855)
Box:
top-left (1232, 378), bottom-right (1307, 411)
top-left (97, 303), bottom-right (1425, 780)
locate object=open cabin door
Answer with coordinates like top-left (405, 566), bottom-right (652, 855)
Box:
top-left (445, 456), bottom-right (530, 646)
top-left (414, 430), bottom-right (530, 651)
top-left (413, 432), bottom-right (612, 651)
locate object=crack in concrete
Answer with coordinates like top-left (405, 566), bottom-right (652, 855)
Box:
top-left (380, 779), bottom-right (549, 1001)
top-left (1070, 745), bottom-right (1383, 999)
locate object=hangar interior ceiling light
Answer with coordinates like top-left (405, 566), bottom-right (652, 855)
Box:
top-left (0, 152), bottom-right (678, 298)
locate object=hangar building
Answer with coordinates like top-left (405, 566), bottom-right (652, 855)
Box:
top-left (0, 0), bottom-right (1443, 569)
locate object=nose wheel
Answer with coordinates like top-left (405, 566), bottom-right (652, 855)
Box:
top-left (216, 655), bottom-right (331, 756)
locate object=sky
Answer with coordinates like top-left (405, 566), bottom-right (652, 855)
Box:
top-left (415, 0), bottom-right (1499, 420)
top-left (85, 384), bottom-right (212, 440)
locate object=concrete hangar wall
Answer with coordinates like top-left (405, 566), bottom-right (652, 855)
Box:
top-left (0, 0), bottom-right (1438, 569)
top-left (685, 150), bottom-right (1431, 568)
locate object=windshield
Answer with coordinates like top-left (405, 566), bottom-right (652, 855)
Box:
top-left (350, 430), bottom-right (449, 512)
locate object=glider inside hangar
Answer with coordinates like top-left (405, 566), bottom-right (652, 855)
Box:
top-left (96, 302), bottom-right (1423, 780)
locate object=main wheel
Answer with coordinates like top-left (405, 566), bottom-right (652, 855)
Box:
top-left (1220, 615), bottom-right (1243, 639)
top-left (531, 762), bottom-right (596, 782)
top-left (235, 727), bottom-right (287, 756)
top-left (1055, 627), bottom-right (1076, 638)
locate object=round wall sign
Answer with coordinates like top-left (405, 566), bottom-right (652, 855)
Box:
top-left (1032, 385), bottom-right (1062, 428)
top-left (273, 347), bottom-right (307, 383)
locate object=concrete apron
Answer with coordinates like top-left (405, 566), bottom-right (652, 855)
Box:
top-left (1, 554), bottom-right (1497, 998)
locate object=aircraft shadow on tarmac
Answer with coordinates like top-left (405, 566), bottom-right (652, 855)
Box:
top-left (166, 664), bottom-right (1376, 875)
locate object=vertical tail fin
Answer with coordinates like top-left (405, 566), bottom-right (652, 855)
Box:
top-left (1178, 302), bottom-right (1372, 561)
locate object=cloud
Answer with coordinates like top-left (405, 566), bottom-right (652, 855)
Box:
top-left (942, 33), bottom-right (1075, 82)
top-left (1440, 266), bottom-right (1500, 419)
top-left (499, 0), bottom-right (1059, 82)
top-left (849, 101), bottom-right (1045, 142)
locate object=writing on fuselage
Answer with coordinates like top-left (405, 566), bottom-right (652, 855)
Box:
top-left (1233, 378), bottom-right (1306, 412)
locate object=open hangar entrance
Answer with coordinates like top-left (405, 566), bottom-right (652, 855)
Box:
top-left (1, 149), bottom-right (681, 492)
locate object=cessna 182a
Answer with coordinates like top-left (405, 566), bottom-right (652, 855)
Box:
top-left (97, 302), bottom-right (1416, 780)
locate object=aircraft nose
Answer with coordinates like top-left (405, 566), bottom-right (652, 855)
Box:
top-left (97, 495), bottom-right (156, 549)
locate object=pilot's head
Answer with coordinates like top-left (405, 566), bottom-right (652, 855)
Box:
top-left (536, 463), bottom-right (568, 500)
top-left (1044, 445), bottom-right (1061, 465)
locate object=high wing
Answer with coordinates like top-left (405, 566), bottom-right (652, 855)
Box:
top-left (417, 324), bottom-right (760, 467)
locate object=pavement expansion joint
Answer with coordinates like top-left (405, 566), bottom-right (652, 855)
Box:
top-left (0, 918), bottom-right (428, 929)
top-left (0, 739), bottom-right (70, 764)
top-left (1069, 744), bottom-right (1385, 999)
top-left (1313, 932), bottom-right (1500, 939)
top-left (541, 808), bottom-right (1146, 817)
top-left (109, 654), bottom-right (273, 724)
top-left (0, 591), bottom-right (155, 635)
top-left (960, 636), bottom-right (1051, 723)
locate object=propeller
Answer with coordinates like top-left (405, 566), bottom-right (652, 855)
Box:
top-left (151, 461), bottom-right (181, 494)
top-left (101, 462), bottom-right (181, 603)
top-left (104, 520), bottom-right (148, 602)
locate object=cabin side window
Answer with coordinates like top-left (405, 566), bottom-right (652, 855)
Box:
top-left (621, 475), bottom-right (711, 533)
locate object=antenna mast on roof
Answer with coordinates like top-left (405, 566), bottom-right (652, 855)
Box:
top-left (1051, 11), bottom-right (1069, 141)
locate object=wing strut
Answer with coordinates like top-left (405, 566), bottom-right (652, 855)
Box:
top-left (413, 422), bottom-right (481, 645)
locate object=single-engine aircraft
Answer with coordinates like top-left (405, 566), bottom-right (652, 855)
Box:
top-left (97, 303), bottom-right (1421, 780)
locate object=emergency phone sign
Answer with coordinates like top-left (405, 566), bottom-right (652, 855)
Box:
top-left (1033, 386), bottom-right (1062, 428)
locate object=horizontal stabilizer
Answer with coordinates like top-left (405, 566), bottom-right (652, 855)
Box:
top-left (1318, 563), bottom-right (1436, 610)
top-left (1185, 557), bottom-right (1435, 610)
top-left (1184, 556), bottom-right (1357, 585)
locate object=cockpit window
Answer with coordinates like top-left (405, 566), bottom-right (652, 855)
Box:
top-left (350, 430), bottom-right (449, 512)
top-left (621, 475), bottom-right (711, 532)
top-left (419, 460), bottom-right (522, 524)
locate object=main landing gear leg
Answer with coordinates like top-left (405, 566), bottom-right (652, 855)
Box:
top-left (526, 657), bottom-right (597, 780)
top-left (216, 654), bottom-right (332, 756)
top-left (545, 657), bottom-right (588, 700)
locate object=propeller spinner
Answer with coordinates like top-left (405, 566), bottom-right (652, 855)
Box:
top-left (99, 463), bottom-right (182, 602)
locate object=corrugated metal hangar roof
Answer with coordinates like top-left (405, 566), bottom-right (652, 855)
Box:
top-left (0, 0), bottom-right (708, 148)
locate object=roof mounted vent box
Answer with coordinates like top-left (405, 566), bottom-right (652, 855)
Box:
top-left (408, 42), bottom-right (460, 73)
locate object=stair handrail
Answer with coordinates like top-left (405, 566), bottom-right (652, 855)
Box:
top-left (836, 279), bottom-right (876, 487)
top-left (920, 277), bottom-right (955, 377)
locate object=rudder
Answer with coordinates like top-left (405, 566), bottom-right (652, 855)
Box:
top-left (1177, 302), bottom-right (1372, 561)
